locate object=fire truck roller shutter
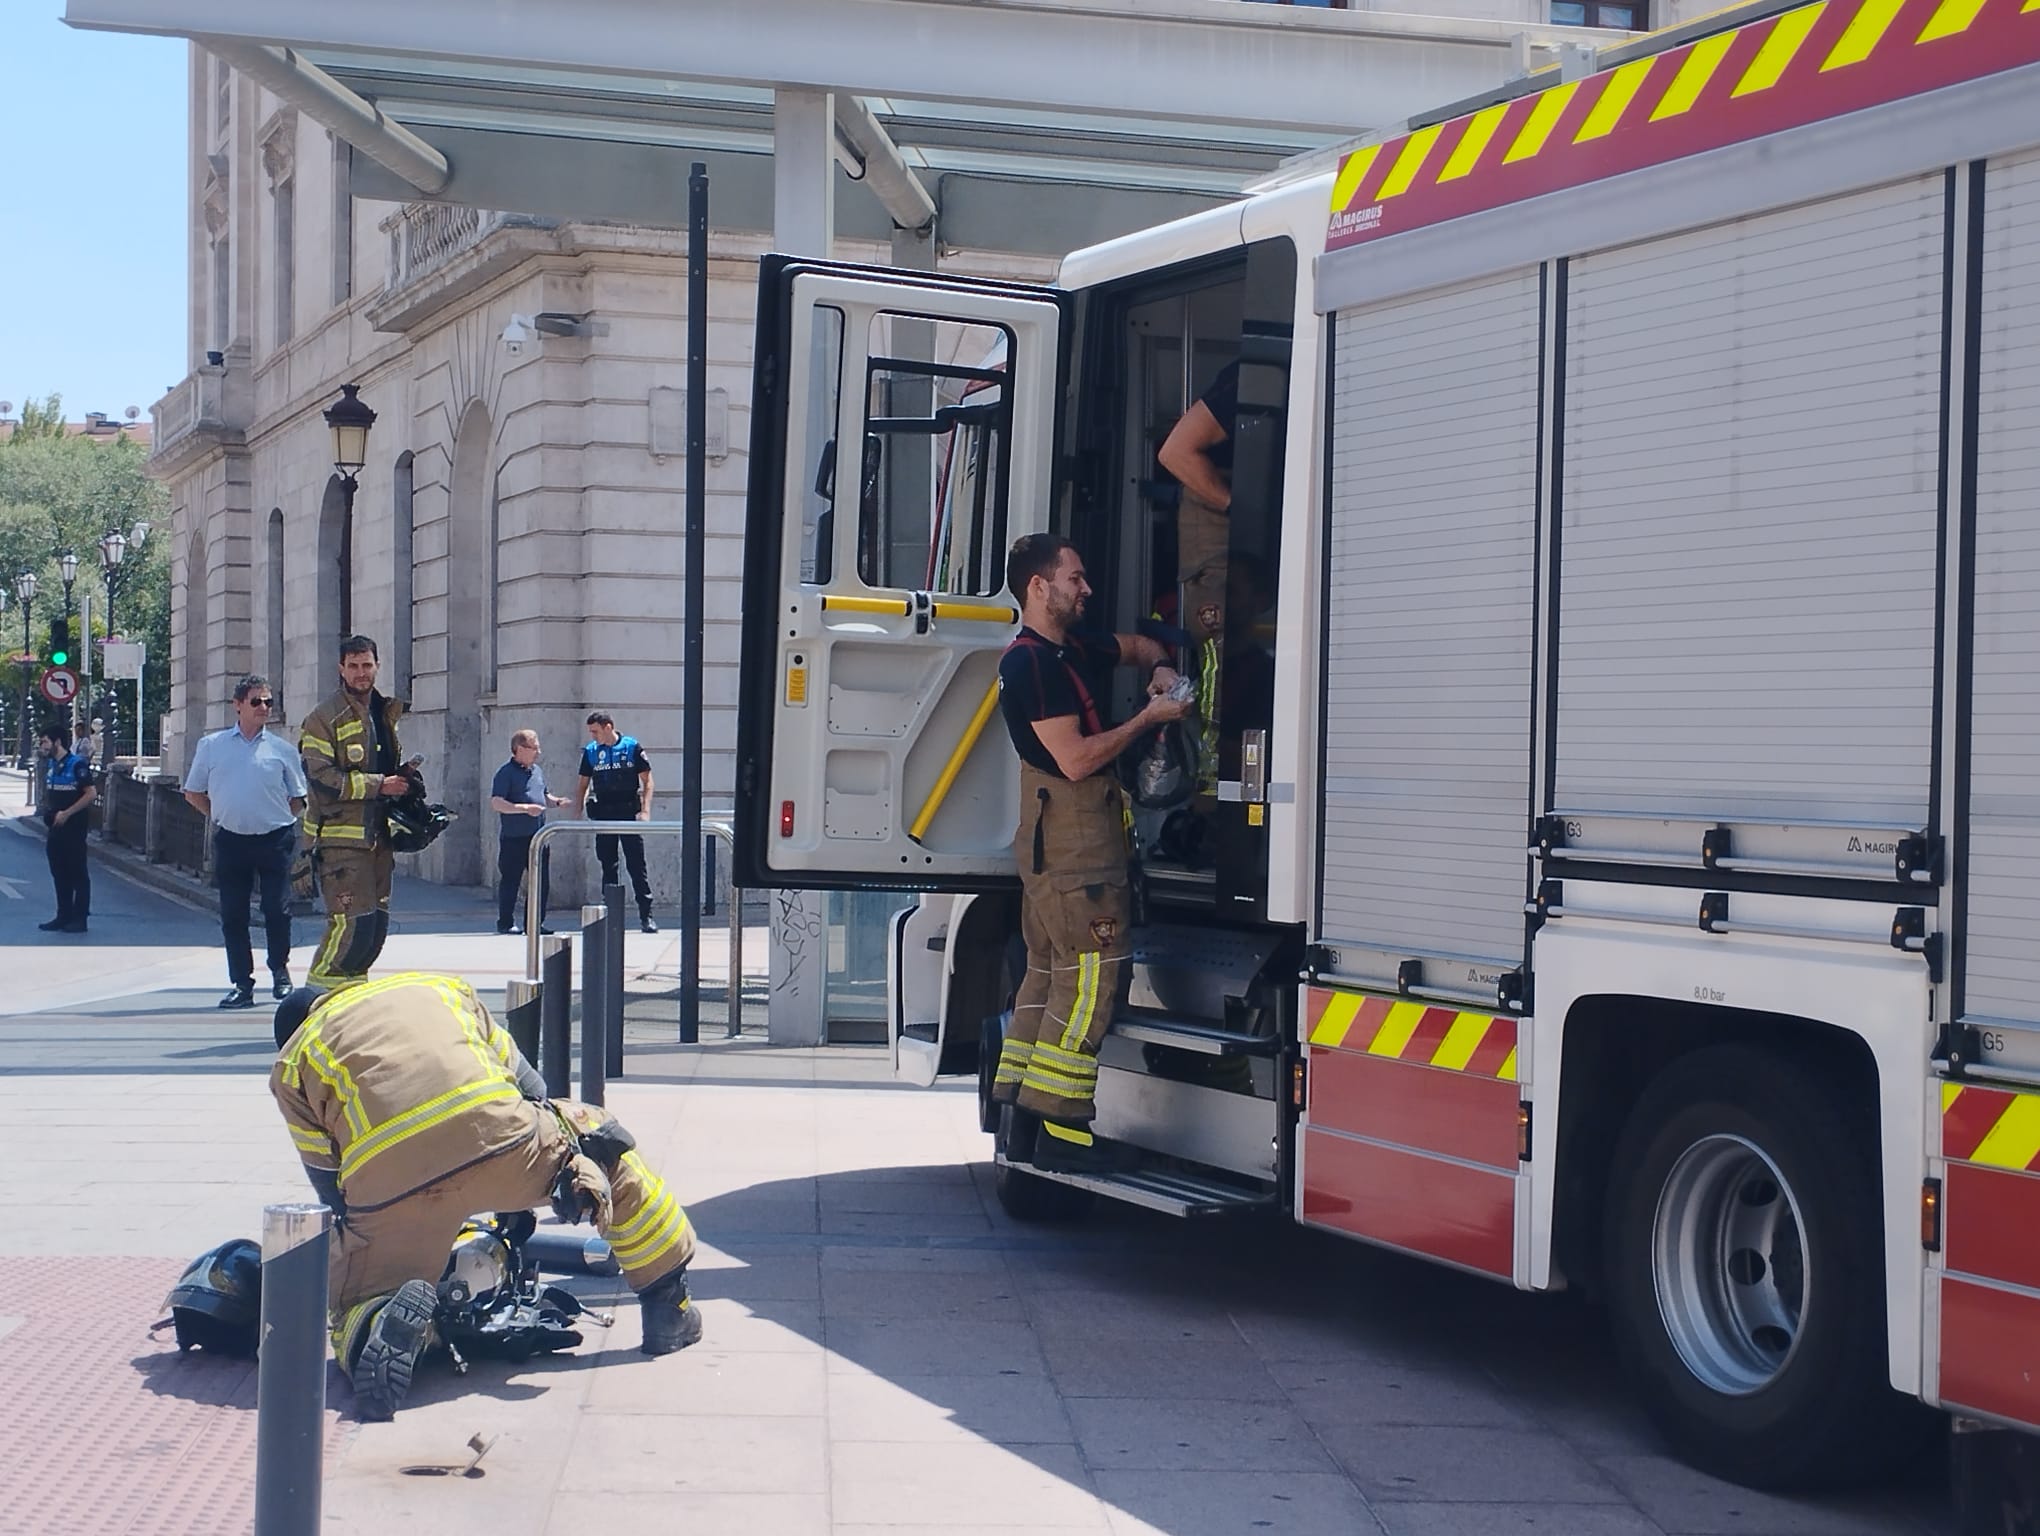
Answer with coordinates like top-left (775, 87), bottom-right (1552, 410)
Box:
top-left (1553, 174), bottom-right (1945, 828)
top-left (1318, 266), bottom-right (1541, 972)
top-left (1961, 146), bottom-right (2040, 1033)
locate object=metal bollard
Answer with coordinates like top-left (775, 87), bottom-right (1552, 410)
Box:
top-left (539, 936), bottom-right (573, 1099)
top-left (502, 980), bottom-right (542, 1068)
top-left (579, 903), bottom-right (608, 1107)
top-left (255, 1202), bottom-right (332, 1536)
top-left (604, 882), bottom-right (625, 1079)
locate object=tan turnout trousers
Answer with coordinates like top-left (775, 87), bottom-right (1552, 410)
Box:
top-left (992, 763), bottom-right (1133, 1123)
top-left (329, 1098), bottom-right (695, 1355)
top-left (309, 843), bottom-right (396, 988)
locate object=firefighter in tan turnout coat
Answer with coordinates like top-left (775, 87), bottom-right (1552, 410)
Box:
top-left (298, 635), bottom-right (408, 989)
top-left (992, 534), bottom-right (1191, 1171)
top-left (270, 972), bottom-right (701, 1419)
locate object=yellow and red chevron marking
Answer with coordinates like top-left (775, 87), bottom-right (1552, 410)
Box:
top-left (1305, 986), bottom-right (1518, 1081)
top-left (1942, 1080), bottom-right (2040, 1171)
top-left (1327, 0), bottom-right (2040, 252)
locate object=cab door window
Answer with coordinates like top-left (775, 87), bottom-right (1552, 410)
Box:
top-left (856, 314), bottom-right (1013, 597)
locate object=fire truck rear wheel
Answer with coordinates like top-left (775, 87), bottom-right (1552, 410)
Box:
top-left (1604, 1043), bottom-right (1924, 1490)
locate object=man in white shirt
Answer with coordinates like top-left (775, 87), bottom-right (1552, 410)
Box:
top-left (184, 675), bottom-right (309, 1008)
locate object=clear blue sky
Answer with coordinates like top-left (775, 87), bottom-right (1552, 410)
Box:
top-left (0, 14), bottom-right (187, 423)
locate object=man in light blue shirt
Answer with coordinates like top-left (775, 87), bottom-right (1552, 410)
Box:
top-left (184, 674), bottom-right (309, 1008)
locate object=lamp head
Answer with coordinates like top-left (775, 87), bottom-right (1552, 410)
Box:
top-left (324, 383), bottom-right (376, 481)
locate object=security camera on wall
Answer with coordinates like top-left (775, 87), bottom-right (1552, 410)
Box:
top-left (501, 314), bottom-right (537, 355)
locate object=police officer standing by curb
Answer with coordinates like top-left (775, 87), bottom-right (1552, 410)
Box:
top-left (991, 534), bottom-right (1190, 1170)
top-left (38, 725), bottom-right (97, 934)
top-left (299, 636), bottom-right (410, 989)
top-left (184, 674), bottom-right (308, 1006)
top-left (576, 711), bottom-right (657, 933)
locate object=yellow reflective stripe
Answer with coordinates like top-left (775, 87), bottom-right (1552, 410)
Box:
top-left (1366, 1001), bottom-right (1429, 1059)
top-left (1497, 1046), bottom-right (1520, 1083)
top-left (610, 1165), bottom-right (676, 1244)
top-left (1972, 1094), bottom-right (2040, 1172)
top-left (1022, 1058), bottom-right (1097, 1090)
top-left (314, 823), bottom-right (369, 842)
top-left (1437, 103), bottom-right (1509, 183)
top-left (288, 1124), bottom-right (334, 1154)
top-left (1943, 1080), bottom-right (1965, 1113)
top-left (1040, 1119), bottom-right (1094, 1146)
top-left (1732, 3), bottom-right (1826, 96)
top-left (299, 733), bottom-right (335, 756)
top-left (611, 1196), bottom-right (683, 1262)
top-left (345, 772), bottom-right (372, 799)
top-left (1376, 124), bottom-right (1443, 201)
top-left (1574, 58), bottom-right (1654, 143)
top-left (1330, 143), bottom-right (1382, 210)
top-left (1309, 992), bottom-right (1363, 1048)
top-left (1503, 80), bottom-right (1580, 164)
top-left (334, 719), bottom-right (365, 739)
top-left (339, 1080), bottom-right (523, 1183)
top-left (1822, 0), bottom-right (1906, 67)
top-left (1916, 0), bottom-right (1990, 41)
top-left (615, 1204), bottom-right (691, 1270)
top-left (297, 1033), bottom-right (371, 1138)
top-left (1651, 30), bottom-right (1737, 120)
top-left (1061, 954), bottom-right (1102, 1053)
top-left (1431, 1013), bottom-right (1496, 1072)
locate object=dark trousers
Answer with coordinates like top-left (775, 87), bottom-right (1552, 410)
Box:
top-left (591, 811), bottom-right (653, 917)
top-left (216, 824), bottom-right (295, 987)
top-left (498, 836), bottom-right (551, 928)
top-left (45, 815), bottom-right (90, 922)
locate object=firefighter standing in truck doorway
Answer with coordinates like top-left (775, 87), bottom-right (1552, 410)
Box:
top-left (298, 635), bottom-right (410, 989)
top-left (992, 534), bottom-right (1192, 1170)
top-left (270, 973), bottom-right (700, 1420)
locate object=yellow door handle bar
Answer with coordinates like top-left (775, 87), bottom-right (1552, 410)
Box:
top-left (909, 679), bottom-right (1003, 843)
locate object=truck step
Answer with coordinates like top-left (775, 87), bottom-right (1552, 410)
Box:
top-left (1111, 1017), bottom-right (1278, 1057)
top-left (996, 1153), bottom-right (1276, 1217)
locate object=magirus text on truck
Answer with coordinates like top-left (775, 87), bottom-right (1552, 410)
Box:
top-left (734, 0), bottom-right (2040, 1499)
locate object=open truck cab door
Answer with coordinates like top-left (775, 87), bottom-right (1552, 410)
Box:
top-left (733, 256), bottom-right (1072, 1078)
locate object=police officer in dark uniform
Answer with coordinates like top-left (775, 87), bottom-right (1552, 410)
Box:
top-left (992, 534), bottom-right (1190, 1170)
top-left (39, 725), bottom-right (97, 933)
top-left (576, 711), bottom-right (657, 933)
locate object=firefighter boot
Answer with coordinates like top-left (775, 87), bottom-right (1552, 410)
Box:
top-left (344, 1278), bottom-right (439, 1422)
top-left (1031, 1117), bottom-right (1122, 1175)
top-left (640, 1266), bottom-right (703, 1356)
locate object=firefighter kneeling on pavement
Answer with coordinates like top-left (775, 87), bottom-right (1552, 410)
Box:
top-left (269, 973), bottom-right (701, 1420)
top-left (993, 533), bottom-right (1192, 1169)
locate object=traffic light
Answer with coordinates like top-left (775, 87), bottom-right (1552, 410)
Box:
top-left (45, 617), bottom-right (69, 669)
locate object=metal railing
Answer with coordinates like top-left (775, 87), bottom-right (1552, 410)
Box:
top-left (513, 816), bottom-right (744, 1038)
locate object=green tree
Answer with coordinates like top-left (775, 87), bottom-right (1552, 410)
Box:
top-left (0, 412), bottom-right (169, 753)
top-left (5, 393), bottom-right (69, 444)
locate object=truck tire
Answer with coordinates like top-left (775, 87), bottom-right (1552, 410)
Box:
top-left (1604, 1043), bottom-right (1926, 1490)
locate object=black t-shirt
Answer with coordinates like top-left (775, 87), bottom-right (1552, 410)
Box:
top-left (1195, 361), bottom-right (1240, 474)
top-left (997, 627), bottom-right (1121, 779)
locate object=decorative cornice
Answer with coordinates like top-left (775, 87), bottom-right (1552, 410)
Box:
top-left (258, 107), bottom-right (297, 186)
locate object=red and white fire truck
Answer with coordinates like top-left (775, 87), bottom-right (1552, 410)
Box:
top-left (735, 0), bottom-right (2040, 1492)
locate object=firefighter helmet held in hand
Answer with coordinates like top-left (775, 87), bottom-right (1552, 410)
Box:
top-left (384, 795), bottom-right (454, 854)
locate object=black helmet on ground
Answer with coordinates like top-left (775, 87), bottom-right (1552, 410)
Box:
top-left (162, 1239), bottom-right (262, 1356)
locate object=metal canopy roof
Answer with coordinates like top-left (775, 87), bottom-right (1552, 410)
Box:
top-left (65, 0), bottom-right (1626, 256)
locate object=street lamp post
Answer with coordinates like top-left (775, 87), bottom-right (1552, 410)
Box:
top-left (323, 384), bottom-right (376, 637)
top-left (56, 550), bottom-right (78, 733)
top-left (13, 570), bottom-right (36, 769)
top-left (98, 520), bottom-right (148, 750)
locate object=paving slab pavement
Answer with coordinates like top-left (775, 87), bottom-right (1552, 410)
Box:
top-left (0, 808), bottom-right (1958, 1536)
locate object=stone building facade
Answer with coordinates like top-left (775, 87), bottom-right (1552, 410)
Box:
top-left (152, 47), bottom-right (1052, 902)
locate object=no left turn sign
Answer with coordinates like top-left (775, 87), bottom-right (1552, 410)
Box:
top-left (39, 666), bottom-right (80, 705)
